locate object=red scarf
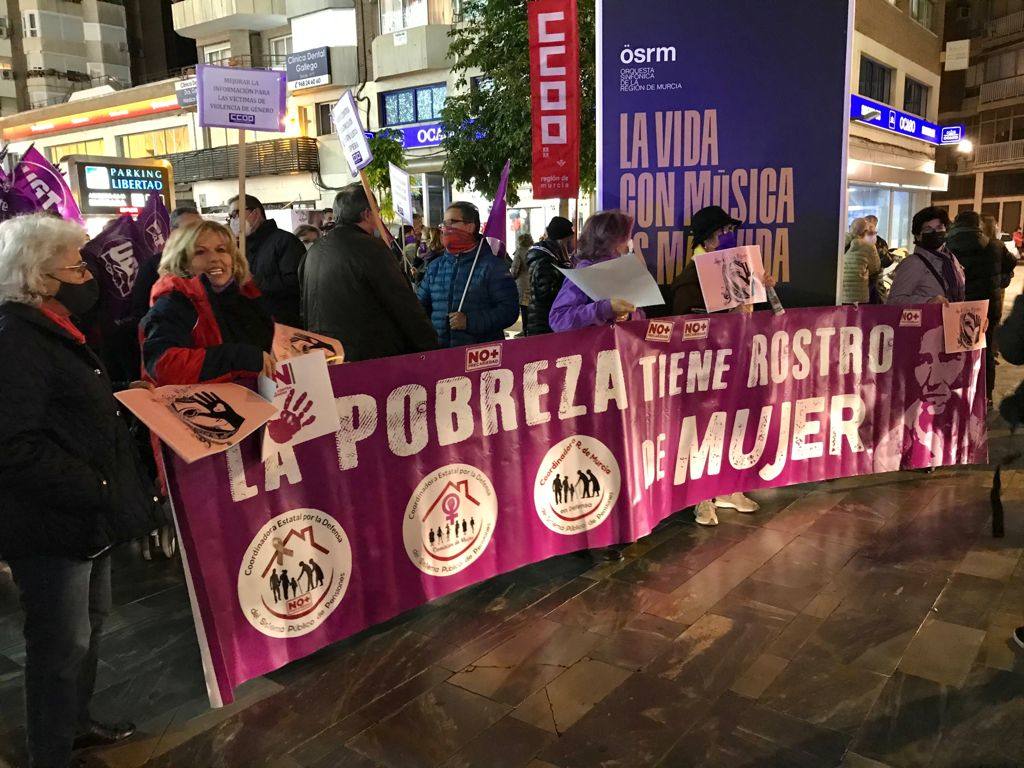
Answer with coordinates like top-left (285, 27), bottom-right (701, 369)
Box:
top-left (442, 229), bottom-right (479, 254)
top-left (39, 305), bottom-right (85, 344)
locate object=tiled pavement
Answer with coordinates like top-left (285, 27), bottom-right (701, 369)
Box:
top-left (2, 330), bottom-right (1024, 767)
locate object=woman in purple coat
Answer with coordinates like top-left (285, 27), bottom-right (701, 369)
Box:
top-left (549, 210), bottom-right (645, 331)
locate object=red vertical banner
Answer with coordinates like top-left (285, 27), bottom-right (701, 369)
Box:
top-left (528, 0), bottom-right (580, 199)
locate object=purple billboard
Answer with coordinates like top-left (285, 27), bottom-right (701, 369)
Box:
top-left (597, 0), bottom-right (854, 305)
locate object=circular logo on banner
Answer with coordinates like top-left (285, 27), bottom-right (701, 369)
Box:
top-left (238, 509), bottom-right (352, 639)
top-left (403, 464), bottom-right (497, 577)
top-left (534, 435), bottom-right (621, 535)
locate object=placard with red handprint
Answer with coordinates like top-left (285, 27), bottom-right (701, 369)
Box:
top-left (115, 383), bottom-right (278, 464)
top-left (259, 351), bottom-right (341, 461)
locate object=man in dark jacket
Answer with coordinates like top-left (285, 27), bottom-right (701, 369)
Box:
top-left (947, 210), bottom-right (1004, 401)
top-left (300, 183), bottom-right (437, 362)
top-left (525, 216), bottom-right (574, 335)
top-left (228, 194), bottom-right (305, 327)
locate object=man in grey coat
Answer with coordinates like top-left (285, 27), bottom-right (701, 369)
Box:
top-left (887, 206), bottom-right (965, 305)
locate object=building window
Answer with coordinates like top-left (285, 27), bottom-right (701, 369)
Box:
top-left (203, 42), bottom-right (231, 66)
top-left (22, 11), bottom-right (37, 38)
top-left (904, 77), bottom-right (929, 117)
top-left (381, 83), bottom-right (446, 126)
top-left (471, 76), bottom-right (494, 94)
top-left (119, 126), bottom-right (191, 158)
top-left (910, 0), bottom-right (934, 30)
top-left (859, 56), bottom-right (893, 104)
top-left (315, 102), bottom-right (335, 136)
top-left (47, 139), bottom-right (104, 163)
top-left (268, 34), bottom-right (292, 63)
top-left (380, 0), bottom-right (428, 34)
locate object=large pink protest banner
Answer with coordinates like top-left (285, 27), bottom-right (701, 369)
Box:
top-left (164, 305), bottom-right (986, 705)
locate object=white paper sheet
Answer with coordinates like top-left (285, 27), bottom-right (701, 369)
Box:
top-left (557, 254), bottom-right (664, 307)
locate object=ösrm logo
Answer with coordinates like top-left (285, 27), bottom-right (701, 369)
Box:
top-left (619, 44), bottom-right (677, 64)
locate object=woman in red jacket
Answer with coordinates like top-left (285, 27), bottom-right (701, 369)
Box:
top-left (141, 220), bottom-right (275, 385)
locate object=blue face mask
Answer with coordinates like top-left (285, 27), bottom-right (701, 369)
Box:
top-left (715, 230), bottom-right (738, 251)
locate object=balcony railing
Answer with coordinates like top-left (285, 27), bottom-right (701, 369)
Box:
top-left (987, 10), bottom-right (1024, 38)
top-left (980, 73), bottom-right (1024, 103)
top-left (165, 137), bottom-right (319, 184)
top-left (972, 139), bottom-right (1024, 167)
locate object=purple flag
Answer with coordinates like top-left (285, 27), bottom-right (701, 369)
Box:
top-left (82, 215), bottom-right (154, 326)
top-left (482, 159), bottom-right (511, 257)
top-left (138, 192), bottom-right (172, 254)
top-left (10, 146), bottom-right (84, 224)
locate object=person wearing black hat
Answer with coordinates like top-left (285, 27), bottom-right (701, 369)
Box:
top-left (525, 215), bottom-right (576, 335)
top-left (670, 205), bottom-right (763, 524)
top-left (670, 205), bottom-right (741, 316)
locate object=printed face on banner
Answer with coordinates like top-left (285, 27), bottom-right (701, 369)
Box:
top-left (115, 383), bottom-right (277, 464)
top-left (916, 326), bottom-right (969, 416)
top-left (237, 508), bottom-right (352, 639)
top-left (259, 352), bottom-right (342, 461)
top-left (534, 435), bottom-right (621, 535)
top-left (942, 300), bottom-right (989, 354)
top-left (272, 323), bottom-right (344, 363)
top-left (693, 245), bottom-right (769, 312)
top-left (403, 464), bottom-right (497, 577)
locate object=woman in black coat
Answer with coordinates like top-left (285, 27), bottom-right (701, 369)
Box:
top-left (0, 214), bottom-right (163, 767)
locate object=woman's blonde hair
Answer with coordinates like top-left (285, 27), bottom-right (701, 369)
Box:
top-left (849, 217), bottom-right (872, 239)
top-left (158, 220), bottom-right (250, 284)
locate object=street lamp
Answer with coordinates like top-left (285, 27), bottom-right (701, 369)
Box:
top-left (957, 138), bottom-right (973, 154)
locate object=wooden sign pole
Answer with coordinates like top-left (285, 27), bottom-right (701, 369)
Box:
top-left (237, 128), bottom-right (247, 256)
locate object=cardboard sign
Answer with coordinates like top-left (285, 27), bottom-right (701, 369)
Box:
top-left (557, 254), bottom-right (665, 307)
top-left (693, 245), bottom-right (769, 313)
top-left (942, 300), bottom-right (989, 353)
top-left (116, 384), bottom-right (277, 464)
top-left (272, 324), bottom-right (344, 364)
top-left (258, 352), bottom-right (342, 461)
top-left (197, 64), bottom-right (287, 132)
top-left (332, 90), bottom-right (373, 174)
top-left (389, 163), bottom-right (414, 226)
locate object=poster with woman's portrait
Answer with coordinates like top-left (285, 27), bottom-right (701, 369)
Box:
top-left (693, 245), bottom-right (769, 312)
top-left (942, 300), bottom-right (989, 354)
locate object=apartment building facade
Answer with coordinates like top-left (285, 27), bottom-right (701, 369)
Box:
top-left (0, 0), bottom-right (134, 114)
top-left (848, 0), bottom-right (949, 249)
top-left (936, 0), bottom-right (1024, 231)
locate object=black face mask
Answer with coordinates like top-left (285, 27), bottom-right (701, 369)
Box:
top-left (50, 277), bottom-right (99, 317)
top-left (916, 231), bottom-right (946, 252)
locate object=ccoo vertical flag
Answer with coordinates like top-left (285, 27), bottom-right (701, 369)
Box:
top-left (528, 0), bottom-right (580, 199)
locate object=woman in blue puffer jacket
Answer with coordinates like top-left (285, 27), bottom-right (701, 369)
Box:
top-left (417, 201), bottom-right (520, 348)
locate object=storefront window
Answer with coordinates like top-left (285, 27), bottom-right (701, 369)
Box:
top-left (119, 126), bottom-right (191, 158)
top-left (48, 139), bottom-right (104, 163)
top-left (848, 185), bottom-right (891, 238)
top-left (380, 0), bottom-right (428, 34)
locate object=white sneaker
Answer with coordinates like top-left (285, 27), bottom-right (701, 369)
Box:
top-left (694, 500), bottom-right (719, 526)
top-left (714, 492), bottom-right (760, 513)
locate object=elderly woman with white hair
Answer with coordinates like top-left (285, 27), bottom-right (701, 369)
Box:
top-left (0, 213), bottom-right (162, 766)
